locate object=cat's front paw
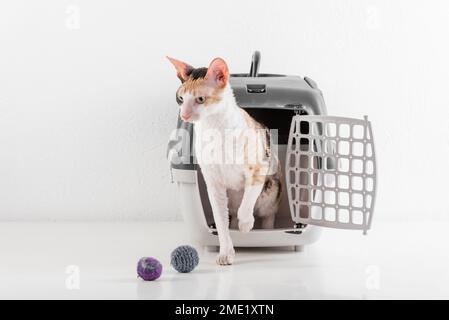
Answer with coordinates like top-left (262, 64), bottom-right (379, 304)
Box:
top-left (216, 248), bottom-right (235, 265)
top-left (238, 216), bottom-right (254, 233)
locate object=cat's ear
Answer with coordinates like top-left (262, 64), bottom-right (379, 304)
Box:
top-left (166, 56), bottom-right (193, 83)
top-left (205, 58), bottom-right (229, 88)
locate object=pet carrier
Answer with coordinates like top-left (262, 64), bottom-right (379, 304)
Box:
top-left (167, 51), bottom-right (377, 250)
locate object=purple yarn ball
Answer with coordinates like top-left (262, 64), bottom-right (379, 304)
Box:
top-left (137, 257), bottom-right (162, 281)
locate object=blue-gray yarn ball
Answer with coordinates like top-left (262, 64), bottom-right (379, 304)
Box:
top-left (170, 245), bottom-right (199, 273)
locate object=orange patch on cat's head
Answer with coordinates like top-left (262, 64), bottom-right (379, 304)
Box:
top-left (182, 78), bottom-right (207, 95)
top-left (204, 89), bottom-right (223, 106)
top-left (179, 76), bottom-right (225, 106)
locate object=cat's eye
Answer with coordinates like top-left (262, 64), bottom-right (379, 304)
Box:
top-left (176, 95), bottom-right (183, 105)
top-left (196, 96), bottom-right (206, 104)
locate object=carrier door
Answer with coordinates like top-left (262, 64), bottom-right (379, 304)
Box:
top-left (285, 115), bottom-right (377, 234)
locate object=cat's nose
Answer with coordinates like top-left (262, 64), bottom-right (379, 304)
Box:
top-left (181, 112), bottom-right (192, 121)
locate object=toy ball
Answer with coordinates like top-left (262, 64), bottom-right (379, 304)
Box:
top-left (170, 245), bottom-right (199, 273)
top-left (137, 257), bottom-right (162, 281)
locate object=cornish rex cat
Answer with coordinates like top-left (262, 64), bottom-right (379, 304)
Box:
top-left (168, 56), bottom-right (281, 265)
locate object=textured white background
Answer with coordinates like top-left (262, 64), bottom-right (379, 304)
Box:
top-left (1, 0), bottom-right (448, 221)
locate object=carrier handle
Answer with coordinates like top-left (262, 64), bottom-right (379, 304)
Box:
top-left (249, 51), bottom-right (261, 77)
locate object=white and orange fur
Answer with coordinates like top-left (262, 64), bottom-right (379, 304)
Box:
top-left (168, 56), bottom-right (282, 265)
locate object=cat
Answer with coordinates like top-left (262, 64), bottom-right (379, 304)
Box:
top-left (167, 56), bottom-right (282, 265)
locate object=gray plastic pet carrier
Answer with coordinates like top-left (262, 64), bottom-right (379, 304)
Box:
top-left (167, 51), bottom-right (377, 250)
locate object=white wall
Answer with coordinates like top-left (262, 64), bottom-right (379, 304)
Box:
top-left (1, 0), bottom-right (448, 221)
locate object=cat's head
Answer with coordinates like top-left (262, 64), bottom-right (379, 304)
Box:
top-left (167, 57), bottom-right (230, 123)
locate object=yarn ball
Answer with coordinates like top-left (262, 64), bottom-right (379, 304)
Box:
top-left (170, 245), bottom-right (199, 273)
top-left (137, 257), bottom-right (162, 281)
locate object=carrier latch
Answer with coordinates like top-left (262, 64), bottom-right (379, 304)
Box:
top-left (246, 84), bottom-right (266, 93)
